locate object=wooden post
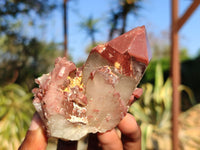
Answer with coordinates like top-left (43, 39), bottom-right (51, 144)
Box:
top-left (171, 0), bottom-right (180, 149)
top-left (171, 0), bottom-right (200, 149)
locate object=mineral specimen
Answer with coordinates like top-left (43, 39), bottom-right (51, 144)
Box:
top-left (32, 26), bottom-right (151, 140)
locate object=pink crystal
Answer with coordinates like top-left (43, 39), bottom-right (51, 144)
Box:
top-left (33, 26), bottom-right (151, 140)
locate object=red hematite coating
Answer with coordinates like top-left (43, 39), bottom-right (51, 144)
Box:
top-left (106, 26), bottom-right (151, 65)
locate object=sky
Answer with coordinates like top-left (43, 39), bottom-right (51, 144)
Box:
top-left (43, 0), bottom-right (200, 63)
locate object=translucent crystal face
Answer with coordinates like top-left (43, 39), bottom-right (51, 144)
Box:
top-left (84, 52), bottom-right (146, 132)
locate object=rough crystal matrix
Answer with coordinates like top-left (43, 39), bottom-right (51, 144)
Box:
top-left (32, 26), bottom-right (151, 140)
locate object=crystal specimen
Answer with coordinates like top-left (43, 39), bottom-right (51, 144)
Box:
top-left (32, 26), bottom-right (151, 140)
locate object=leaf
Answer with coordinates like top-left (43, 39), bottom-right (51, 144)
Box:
top-left (142, 83), bottom-right (153, 106)
top-left (179, 85), bottom-right (196, 105)
top-left (141, 123), bottom-right (153, 150)
top-left (129, 102), bottom-right (150, 123)
top-left (162, 78), bottom-right (172, 110)
top-left (154, 63), bottom-right (164, 103)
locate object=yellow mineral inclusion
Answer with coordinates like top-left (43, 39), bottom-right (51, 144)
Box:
top-left (64, 76), bottom-right (83, 92)
top-left (114, 62), bottom-right (120, 69)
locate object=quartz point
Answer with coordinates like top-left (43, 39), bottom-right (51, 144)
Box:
top-left (32, 26), bottom-right (151, 141)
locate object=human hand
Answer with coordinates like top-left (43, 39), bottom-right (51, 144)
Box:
top-left (19, 88), bottom-right (142, 150)
top-left (88, 88), bottom-right (142, 150)
top-left (18, 112), bottom-right (47, 150)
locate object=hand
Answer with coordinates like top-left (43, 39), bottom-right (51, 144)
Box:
top-left (19, 88), bottom-right (142, 150)
top-left (88, 88), bottom-right (142, 150)
top-left (18, 112), bottom-right (47, 150)
top-left (87, 113), bottom-right (141, 150)
top-left (99, 114), bottom-right (141, 150)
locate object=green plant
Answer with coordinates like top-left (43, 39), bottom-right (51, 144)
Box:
top-left (0, 84), bottom-right (34, 150)
top-left (129, 63), bottom-right (195, 150)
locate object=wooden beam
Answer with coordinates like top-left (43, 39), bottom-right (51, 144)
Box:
top-left (171, 0), bottom-right (180, 149)
top-left (177, 0), bottom-right (200, 31)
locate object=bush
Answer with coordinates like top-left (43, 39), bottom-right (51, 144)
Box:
top-left (129, 63), bottom-right (195, 150)
top-left (0, 84), bottom-right (34, 150)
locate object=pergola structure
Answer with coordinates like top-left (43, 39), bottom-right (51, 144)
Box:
top-left (171, 0), bottom-right (200, 149)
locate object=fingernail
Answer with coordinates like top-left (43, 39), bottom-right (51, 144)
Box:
top-left (29, 113), bottom-right (40, 131)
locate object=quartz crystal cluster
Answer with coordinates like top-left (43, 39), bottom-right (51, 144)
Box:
top-left (32, 26), bottom-right (151, 140)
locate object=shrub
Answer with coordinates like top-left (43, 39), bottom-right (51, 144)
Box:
top-left (0, 84), bottom-right (34, 150)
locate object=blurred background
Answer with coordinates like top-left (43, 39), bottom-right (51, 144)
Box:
top-left (0, 0), bottom-right (200, 149)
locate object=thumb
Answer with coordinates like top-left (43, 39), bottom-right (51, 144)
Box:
top-left (19, 112), bottom-right (48, 150)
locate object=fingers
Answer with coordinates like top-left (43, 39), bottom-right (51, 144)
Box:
top-left (118, 113), bottom-right (141, 150)
top-left (133, 88), bottom-right (143, 99)
top-left (19, 112), bottom-right (48, 150)
top-left (95, 113), bottom-right (141, 150)
top-left (97, 129), bottom-right (123, 150)
top-left (128, 88), bottom-right (143, 105)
